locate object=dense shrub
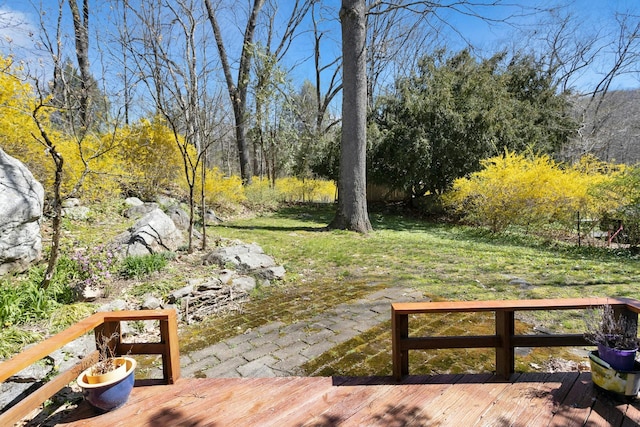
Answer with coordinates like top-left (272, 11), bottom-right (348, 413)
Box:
top-left (200, 167), bottom-right (246, 206)
top-left (443, 152), bottom-right (618, 233)
top-left (115, 118), bottom-right (185, 199)
top-left (593, 165), bottom-right (640, 247)
top-left (275, 177), bottom-right (336, 203)
top-left (243, 176), bottom-right (337, 210)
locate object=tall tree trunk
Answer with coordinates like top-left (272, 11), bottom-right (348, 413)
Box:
top-left (329, 0), bottom-right (372, 233)
top-left (204, 0), bottom-right (264, 185)
top-left (67, 0), bottom-right (91, 130)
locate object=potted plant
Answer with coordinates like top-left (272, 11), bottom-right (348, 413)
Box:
top-left (584, 304), bottom-right (639, 370)
top-left (76, 333), bottom-right (137, 412)
top-left (585, 304), bottom-right (640, 397)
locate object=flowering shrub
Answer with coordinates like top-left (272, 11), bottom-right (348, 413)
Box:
top-left (443, 151), bottom-right (619, 233)
top-left (200, 167), bottom-right (246, 206)
top-left (275, 177), bottom-right (336, 203)
top-left (70, 245), bottom-right (117, 289)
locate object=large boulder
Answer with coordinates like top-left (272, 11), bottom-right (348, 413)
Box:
top-left (0, 149), bottom-right (44, 275)
top-left (112, 208), bottom-right (185, 257)
top-left (203, 242), bottom-right (286, 279)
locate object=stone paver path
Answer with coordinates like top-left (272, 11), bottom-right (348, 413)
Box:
top-left (180, 287), bottom-right (424, 378)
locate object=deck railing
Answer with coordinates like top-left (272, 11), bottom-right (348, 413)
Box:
top-left (0, 309), bottom-right (180, 426)
top-left (392, 297), bottom-right (640, 380)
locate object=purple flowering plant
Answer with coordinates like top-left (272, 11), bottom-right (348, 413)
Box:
top-left (71, 245), bottom-right (116, 289)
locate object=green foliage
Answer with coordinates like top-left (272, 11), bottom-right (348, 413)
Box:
top-left (369, 49), bottom-right (577, 197)
top-left (0, 269), bottom-right (76, 327)
top-left (0, 327), bottom-right (43, 359)
top-left (443, 152), bottom-right (616, 233)
top-left (593, 165), bottom-right (640, 247)
top-left (120, 253), bottom-right (170, 279)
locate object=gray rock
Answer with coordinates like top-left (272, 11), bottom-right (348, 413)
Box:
top-left (235, 252), bottom-right (278, 271)
top-left (0, 382), bottom-right (34, 410)
top-left (141, 295), bottom-right (163, 310)
top-left (122, 202), bottom-right (159, 219)
top-left (205, 209), bottom-right (223, 224)
top-left (202, 243), bottom-right (264, 268)
top-left (197, 278), bottom-right (223, 291)
top-left (76, 284), bottom-right (101, 301)
top-left (218, 269), bottom-right (235, 285)
top-left (231, 276), bottom-right (257, 292)
top-left (256, 265), bottom-right (286, 280)
top-left (168, 284), bottom-right (195, 303)
top-left (9, 362), bottom-right (51, 382)
top-left (97, 299), bottom-right (129, 312)
top-left (167, 205), bottom-right (190, 230)
top-left (113, 208), bottom-right (185, 257)
top-left (62, 205), bottom-right (90, 220)
top-left (124, 197), bottom-right (144, 206)
top-left (155, 195), bottom-right (178, 208)
top-left (61, 198), bottom-right (81, 208)
top-left (0, 149), bottom-right (44, 275)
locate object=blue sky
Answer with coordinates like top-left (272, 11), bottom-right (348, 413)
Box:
top-left (1, 0), bottom-right (639, 93)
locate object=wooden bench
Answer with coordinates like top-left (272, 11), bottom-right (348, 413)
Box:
top-left (392, 297), bottom-right (640, 380)
top-left (0, 309), bottom-right (180, 426)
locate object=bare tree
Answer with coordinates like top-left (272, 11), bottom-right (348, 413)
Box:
top-left (204, 0), bottom-right (265, 185)
top-left (122, 0), bottom-right (218, 252)
top-left (31, 0), bottom-right (108, 288)
top-left (526, 9), bottom-right (640, 162)
top-left (32, 100), bottom-right (64, 290)
top-left (250, 0), bottom-right (314, 183)
top-left (67, 0), bottom-right (91, 131)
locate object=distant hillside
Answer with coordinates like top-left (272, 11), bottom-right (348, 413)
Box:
top-left (561, 89), bottom-right (640, 165)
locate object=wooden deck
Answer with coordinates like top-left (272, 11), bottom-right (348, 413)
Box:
top-left (54, 372), bottom-right (640, 427)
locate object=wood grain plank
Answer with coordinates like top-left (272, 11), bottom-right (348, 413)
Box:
top-left (549, 372), bottom-right (596, 427)
top-left (522, 371), bottom-right (580, 425)
top-left (52, 373), bottom-right (637, 427)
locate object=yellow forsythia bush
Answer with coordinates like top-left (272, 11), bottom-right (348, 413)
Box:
top-left (0, 57), bottom-right (122, 200)
top-left (115, 118), bottom-right (185, 199)
top-left (0, 57), bottom-right (49, 182)
top-left (244, 176), bottom-right (336, 208)
top-left (443, 151), bottom-right (620, 232)
top-left (275, 177), bottom-right (336, 203)
top-left (198, 167), bottom-right (245, 206)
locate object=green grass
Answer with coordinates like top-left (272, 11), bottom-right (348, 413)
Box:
top-left (10, 202), bottom-right (640, 375)
top-left (210, 205), bottom-right (640, 302)
top-left (179, 204), bottom-right (640, 375)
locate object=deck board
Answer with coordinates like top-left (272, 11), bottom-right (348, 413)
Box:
top-left (51, 372), bottom-right (640, 427)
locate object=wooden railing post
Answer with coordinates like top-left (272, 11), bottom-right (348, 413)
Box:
top-left (392, 309), bottom-right (409, 381)
top-left (495, 310), bottom-right (515, 379)
top-left (159, 310), bottom-right (181, 383)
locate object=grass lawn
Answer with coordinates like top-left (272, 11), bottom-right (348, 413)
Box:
top-left (179, 204), bottom-right (640, 376)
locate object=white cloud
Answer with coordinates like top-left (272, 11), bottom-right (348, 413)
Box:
top-left (0, 6), bottom-right (39, 57)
